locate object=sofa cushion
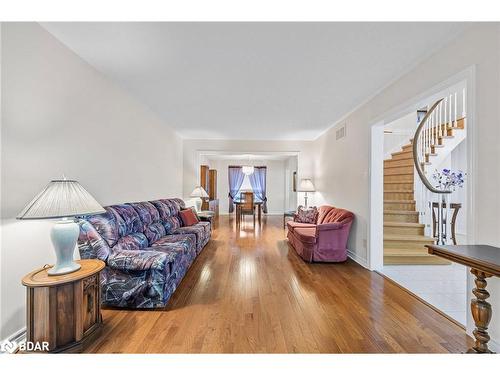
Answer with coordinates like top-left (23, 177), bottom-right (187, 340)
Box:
top-left (152, 233), bottom-right (197, 257)
top-left (294, 205), bottom-right (318, 224)
top-left (86, 207), bottom-right (120, 247)
top-left (110, 204), bottom-right (143, 236)
top-left (293, 227), bottom-right (317, 244)
top-left (114, 233), bottom-right (149, 251)
top-left (173, 225), bottom-right (208, 251)
top-left (287, 221), bottom-right (316, 233)
top-left (129, 201), bottom-right (166, 244)
top-left (143, 245), bottom-right (183, 275)
top-left (150, 200), bottom-right (182, 234)
top-left (179, 209), bottom-right (199, 226)
top-left (161, 198), bottom-right (182, 216)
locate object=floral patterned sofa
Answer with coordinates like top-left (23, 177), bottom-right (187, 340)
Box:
top-left (77, 198), bottom-right (211, 308)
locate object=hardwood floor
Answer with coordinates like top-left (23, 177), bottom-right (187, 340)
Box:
top-left (85, 215), bottom-right (472, 353)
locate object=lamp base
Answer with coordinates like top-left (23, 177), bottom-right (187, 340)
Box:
top-left (194, 198), bottom-right (202, 212)
top-left (48, 219), bottom-right (81, 276)
top-left (48, 262), bottom-right (81, 276)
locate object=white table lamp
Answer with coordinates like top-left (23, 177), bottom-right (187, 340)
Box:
top-left (298, 178), bottom-right (315, 208)
top-left (17, 178), bottom-right (105, 275)
top-left (190, 186), bottom-right (209, 212)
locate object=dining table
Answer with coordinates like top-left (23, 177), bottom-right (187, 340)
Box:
top-left (233, 197), bottom-right (264, 225)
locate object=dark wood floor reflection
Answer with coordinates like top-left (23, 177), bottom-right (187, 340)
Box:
top-left (85, 215), bottom-right (472, 353)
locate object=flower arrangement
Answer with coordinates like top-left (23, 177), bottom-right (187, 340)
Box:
top-left (432, 168), bottom-right (466, 191)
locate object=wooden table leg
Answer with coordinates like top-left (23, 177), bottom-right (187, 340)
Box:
top-left (258, 204), bottom-right (262, 225)
top-left (468, 268), bottom-right (494, 353)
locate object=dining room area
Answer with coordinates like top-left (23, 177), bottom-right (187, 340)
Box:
top-left (197, 153), bottom-right (298, 230)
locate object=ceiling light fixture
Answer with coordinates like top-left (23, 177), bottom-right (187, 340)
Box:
top-left (242, 165), bottom-right (254, 175)
top-left (242, 155), bottom-right (254, 175)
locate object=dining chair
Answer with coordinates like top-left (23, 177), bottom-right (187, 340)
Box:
top-left (239, 191), bottom-right (255, 226)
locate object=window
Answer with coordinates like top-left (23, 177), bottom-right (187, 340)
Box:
top-left (238, 174), bottom-right (253, 196)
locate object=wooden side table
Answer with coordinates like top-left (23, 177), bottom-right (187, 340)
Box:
top-left (198, 210), bottom-right (215, 223)
top-left (283, 210), bottom-right (296, 229)
top-left (22, 259), bottom-right (105, 353)
top-left (426, 245), bottom-right (500, 353)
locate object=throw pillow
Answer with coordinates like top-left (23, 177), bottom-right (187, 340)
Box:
top-left (179, 208), bottom-right (199, 226)
top-left (188, 206), bottom-right (201, 221)
top-left (294, 205), bottom-right (318, 224)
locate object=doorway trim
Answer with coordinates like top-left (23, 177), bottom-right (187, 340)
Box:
top-left (368, 66), bottom-right (476, 271)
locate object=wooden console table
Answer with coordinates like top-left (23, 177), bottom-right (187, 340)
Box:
top-left (22, 259), bottom-right (105, 353)
top-left (426, 244), bottom-right (500, 353)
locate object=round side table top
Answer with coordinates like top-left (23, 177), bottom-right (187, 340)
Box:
top-left (22, 259), bottom-right (105, 287)
top-left (198, 210), bottom-right (215, 217)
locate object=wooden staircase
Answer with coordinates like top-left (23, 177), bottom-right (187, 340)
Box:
top-left (383, 143), bottom-right (449, 265)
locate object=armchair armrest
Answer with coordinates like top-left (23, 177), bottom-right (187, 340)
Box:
top-left (107, 249), bottom-right (169, 272)
top-left (317, 222), bottom-right (345, 231)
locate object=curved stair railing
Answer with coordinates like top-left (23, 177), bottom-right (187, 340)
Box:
top-left (412, 90), bottom-right (466, 244)
top-left (412, 98), bottom-right (451, 194)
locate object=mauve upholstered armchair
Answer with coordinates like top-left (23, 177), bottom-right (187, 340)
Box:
top-left (286, 205), bottom-right (354, 262)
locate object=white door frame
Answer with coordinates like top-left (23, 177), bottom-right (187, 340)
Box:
top-left (368, 66), bottom-right (476, 271)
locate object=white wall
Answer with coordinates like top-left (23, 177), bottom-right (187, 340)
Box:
top-left (311, 24), bottom-right (500, 347)
top-left (182, 139), bottom-right (316, 208)
top-left (207, 158), bottom-right (287, 214)
top-left (383, 111), bottom-right (416, 159)
top-left (0, 23), bottom-right (183, 340)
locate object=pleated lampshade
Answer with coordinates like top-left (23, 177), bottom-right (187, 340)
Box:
top-left (190, 186), bottom-right (209, 198)
top-left (17, 179), bottom-right (106, 220)
top-left (298, 179), bottom-right (316, 192)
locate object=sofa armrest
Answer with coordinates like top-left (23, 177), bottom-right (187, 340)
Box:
top-left (107, 249), bottom-right (169, 272)
top-left (77, 219), bottom-right (111, 261)
top-left (316, 222), bottom-right (344, 231)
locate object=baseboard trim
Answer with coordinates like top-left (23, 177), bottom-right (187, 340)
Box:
top-left (347, 249), bottom-right (369, 268)
top-left (0, 327), bottom-right (26, 354)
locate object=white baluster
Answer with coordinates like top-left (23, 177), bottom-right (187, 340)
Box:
top-left (425, 114), bottom-right (428, 157)
top-left (449, 94), bottom-right (453, 131)
top-left (433, 106), bottom-right (436, 148)
top-left (454, 92), bottom-right (458, 128)
top-left (462, 87), bottom-right (467, 129)
top-left (443, 97), bottom-right (447, 137)
top-left (426, 115), bottom-right (430, 155)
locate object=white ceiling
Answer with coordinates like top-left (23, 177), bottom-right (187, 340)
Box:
top-left (41, 22), bottom-right (470, 140)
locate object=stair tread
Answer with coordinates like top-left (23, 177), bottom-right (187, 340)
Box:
top-left (384, 199), bottom-right (415, 203)
top-left (384, 210), bottom-right (418, 215)
top-left (384, 189), bottom-right (414, 193)
top-left (384, 234), bottom-right (435, 242)
top-left (384, 221), bottom-right (424, 227)
top-left (391, 150), bottom-right (413, 156)
top-left (384, 249), bottom-right (436, 256)
top-left (383, 165), bottom-right (413, 169)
